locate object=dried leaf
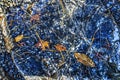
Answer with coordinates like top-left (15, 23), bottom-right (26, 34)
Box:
top-left (35, 40), bottom-right (49, 50)
top-left (30, 14), bottom-right (40, 22)
top-left (35, 32), bottom-right (49, 50)
top-left (74, 52), bottom-right (95, 67)
top-left (14, 35), bottom-right (24, 42)
top-left (35, 41), bottom-right (40, 47)
top-left (55, 44), bottom-right (66, 52)
top-left (41, 40), bottom-right (49, 50)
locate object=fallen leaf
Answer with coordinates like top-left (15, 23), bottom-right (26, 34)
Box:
top-left (36, 40), bottom-right (49, 50)
top-left (55, 44), bottom-right (66, 52)
top-left (30, 14), bottom-right (40, 22)
top-left (35, 41), bottom-right (41, 47)
top-left (41, 40), bottom-right (49, 50)
top-left (74, 52), bottom-right (95, 67)
top-left (14, 35), bottom-right (24, 42)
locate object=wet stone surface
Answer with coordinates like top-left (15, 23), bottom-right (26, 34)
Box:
top-left (0, 0), bottom-right (120, 80)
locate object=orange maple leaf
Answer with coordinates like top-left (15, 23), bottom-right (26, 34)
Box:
top-left (41, 40), bottom-right (49, 50)
top-left (35, 32), bottom-right (49, 50)
top-left (35, 40), bottom-right (49, 51)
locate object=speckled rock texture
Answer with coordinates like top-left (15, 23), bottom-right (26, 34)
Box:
top-left (0, 0), bottom-right (120, 80)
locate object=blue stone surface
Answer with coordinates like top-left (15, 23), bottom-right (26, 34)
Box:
top-left (0, 0), bottom-right (120, 80)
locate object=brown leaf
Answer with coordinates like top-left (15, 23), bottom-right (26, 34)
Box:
top-left (35, 40), bottom-right (49, 51)
top-left (74, 52), bottom-right (95, 67)
top-left (35, 41), bottom-right (41, 47)
top-left (30, 14), bottom-right (40, 22)
top-left (54, 44), bottom-right (66, 52)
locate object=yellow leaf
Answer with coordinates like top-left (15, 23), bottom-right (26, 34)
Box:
top-left (55, 44), bottom-right (66, 52)
top-left (74, 52), bottom-right (95, 67)
top-left (15, 35), bottom-right (24, 42)
top-left (40, 40), bottom-right (49, 50)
